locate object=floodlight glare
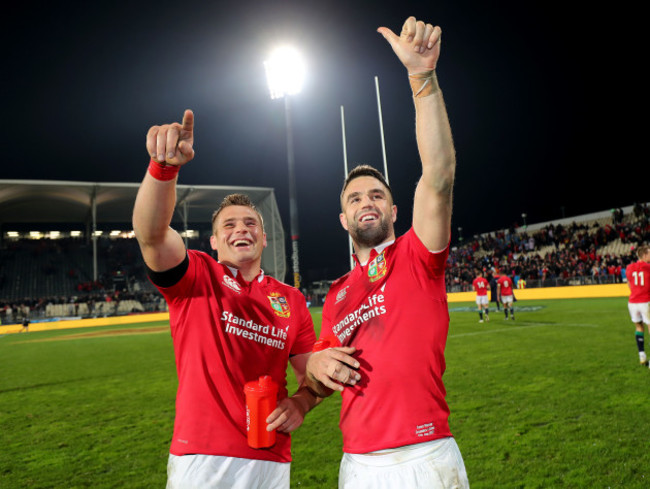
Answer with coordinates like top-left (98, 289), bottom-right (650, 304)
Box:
top-left (264, 46), bottom-right (306, 100)
top-left (264, 45), bottom-right (306, 288)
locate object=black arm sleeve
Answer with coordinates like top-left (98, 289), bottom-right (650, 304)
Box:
top-left (145, 253), bottom-right (189, 288)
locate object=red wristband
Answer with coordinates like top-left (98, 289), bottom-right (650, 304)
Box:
top-left (148, 158), bottom-right (180, 181)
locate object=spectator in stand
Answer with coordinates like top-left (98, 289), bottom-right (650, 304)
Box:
top-left (20, 315), bottom-right (30, 333)
top-left (472, 269), bottom-right (490, 323)
top-left (497, 271), bottom-right (516, 320)
top-left (591, 264), bottom-right (601, 284)
top-left (624, 244), bottom-right (650, 368)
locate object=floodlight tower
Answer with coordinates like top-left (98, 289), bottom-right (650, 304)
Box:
top-left (265, 46), bottom-right (306, 289)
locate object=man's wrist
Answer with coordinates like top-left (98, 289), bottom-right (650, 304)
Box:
top-left (291, 385), bottom-right (319, 415)
top-left (408, 70), bottom-right (439, 98)
top-left (148, 158), bottom-right (181, 181)
top-left (305, 372), bottom-right (333, 398)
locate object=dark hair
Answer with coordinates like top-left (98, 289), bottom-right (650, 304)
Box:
top-left (211, 194), bottom-right (264, 233)
top-left (340, 164), bottom-right (392, 206)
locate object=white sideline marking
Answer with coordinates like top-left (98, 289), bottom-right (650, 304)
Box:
top-left (449, 322), bottom-right (599, 338)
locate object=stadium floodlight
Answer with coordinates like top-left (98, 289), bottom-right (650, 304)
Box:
top-left (264, 46), bottom-right (306, 289)
top-left (264, 46), bottom-right (306, 100)
top-left (521, 213), bottom-right (528, 228)
top-left (458, 226), bottom-right (463, 242)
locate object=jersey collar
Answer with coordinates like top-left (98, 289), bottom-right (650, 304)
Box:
top-left (223, 264), bottom-right (265, 284)
top-left (352, 239), bottom-right (395, 267)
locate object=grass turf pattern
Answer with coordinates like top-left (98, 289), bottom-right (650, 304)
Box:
top-left (1, 298), bottom-right (648, 488)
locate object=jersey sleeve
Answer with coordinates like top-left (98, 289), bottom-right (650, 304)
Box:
top-left (319, 288), bottom-right (336, 341)
top-left (289, 290), bottom-right (317, 355)
top-left (404, 227), bottom-right (449, 279)
top-left (152, 250), bottom-right (202, 303)
top-left (317, 278), bottom-right (350, 348)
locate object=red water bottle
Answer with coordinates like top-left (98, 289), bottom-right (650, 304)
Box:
top-left (244, 375), bottom-right (278, 448)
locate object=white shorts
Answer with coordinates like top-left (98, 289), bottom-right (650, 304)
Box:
top-left (339, 437), bottom-right (469, 489)
top-left (475, 296), bottom-right (489, 306)
top-left (501, 295), bottom-right (513, 304)
top-left (166, 454), bottom-right (290, 489)
top-left (628, 302), bottom-right (650, 325)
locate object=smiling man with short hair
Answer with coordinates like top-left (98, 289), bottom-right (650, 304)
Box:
top-left (305, 15), bottom-right (469, 489)
top-left (132, 111), bottom-right (318, 489)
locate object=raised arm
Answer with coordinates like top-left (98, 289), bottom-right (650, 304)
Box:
top-left (378, 17), bottom-right (455, 251)
top-left (132, 109), bottom-right (195, 271)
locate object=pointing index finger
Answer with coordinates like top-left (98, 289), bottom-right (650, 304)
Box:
top-left (181, 109), bottom-right (194, 133)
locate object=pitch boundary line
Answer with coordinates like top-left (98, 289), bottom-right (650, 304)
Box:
top-left (449, 322), bottom-right (599, 338)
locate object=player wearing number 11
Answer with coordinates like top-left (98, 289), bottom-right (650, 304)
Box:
top-left (625, 244), bottom-right (650, 368)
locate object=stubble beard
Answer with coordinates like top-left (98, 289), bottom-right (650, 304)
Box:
top-left (349, 216), bottom-right (391, 249)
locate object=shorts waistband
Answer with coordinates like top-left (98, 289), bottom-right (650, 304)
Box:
top-left (345, 438), bottom-right (453, 467)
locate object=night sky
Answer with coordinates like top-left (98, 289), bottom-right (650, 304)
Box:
top-left (3, 1), bottom-right (643, 284)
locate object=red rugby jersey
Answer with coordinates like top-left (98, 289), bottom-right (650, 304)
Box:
top-left (626, 260), bottom-right (650, 303)
top-left (497, 275), bottom-right (514, 296)
top-left (321, 228), bottom-right (452, 454)
top-left (472, 277), bottom-right (489, 296)
top-left (155, 250), bottom-right (315, 462)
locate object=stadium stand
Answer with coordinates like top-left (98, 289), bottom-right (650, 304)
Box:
top-left (0, 180), bottom-right (285, 324)
top-left (1, 198), bottom-right (648, 322)
top-left (445, 202), bottom-right (650, 292)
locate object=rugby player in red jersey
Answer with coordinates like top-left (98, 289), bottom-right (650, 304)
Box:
top-left (497, 271), bottom-right (516, 320)
top-left (305, 15), bottom-right (469, 489)
top-left (625, 244), bottom-right (650, 367)
top-left (472, 269), bottom-right (490, 323)
top-left (133, 111), bottom-right (318, 488)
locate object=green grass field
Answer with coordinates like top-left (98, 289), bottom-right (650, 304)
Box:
top-left (1, 297), bottom-right (648, 488)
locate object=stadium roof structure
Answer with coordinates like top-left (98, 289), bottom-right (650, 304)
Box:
top-left (0, 180), bottom-right (286, 282)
